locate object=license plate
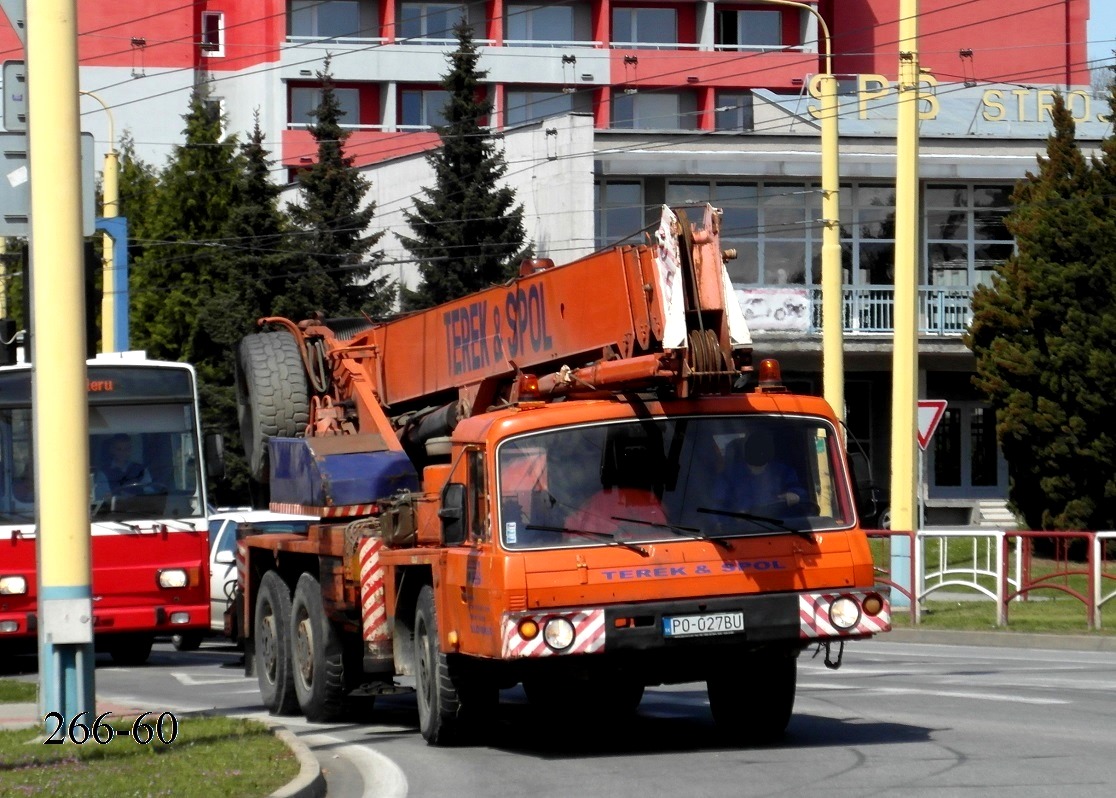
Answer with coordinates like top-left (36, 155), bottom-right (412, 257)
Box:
top-left (662, 611), bottom-right (744, 638)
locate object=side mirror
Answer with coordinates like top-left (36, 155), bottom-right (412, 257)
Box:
top-left (205, 433), bottom-right (225, 478)
top-left (439, 482), bottom-right (467, 545)
top-left (214, 550), bottom-right (234, 565)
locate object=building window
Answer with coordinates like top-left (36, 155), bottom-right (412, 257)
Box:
top-left (714, 91), bottom-right (754, 131)
top-left (611, 7), bottom-right (676, 49)
top-left (925, 183), bottom-right (1013, 289)
top-left (400, 88), bottom-right (449, 128)
top-left (203, 97), bottom-right (226, 135)
top-left (291, 1), bottom-right (361, 38)
top-left (290, 86), bottom-right (361, 126)
top-left (611, 91), bottom-right (693, 130)
top-left (715, 9), bottom-right (782, 49)
top-left (201, 11), bottom-right (223, 56)
top-left (595, 181), bottom-right (644, 248)
top-left (506, 89), bottom-right (578, 126)
top-left (400, 3), bottom-right (467, 43)
top-left (506, 4), bottom-right (574, 46)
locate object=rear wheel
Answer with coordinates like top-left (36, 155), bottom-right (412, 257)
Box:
top-left (291, 573), bottom-right (347, 722)
top-left (254, 571), bottom-right (299, 715)
top-left (236, 330), bottom-right (310, 483)
top-left (707, 651), bottom-right (797, 745)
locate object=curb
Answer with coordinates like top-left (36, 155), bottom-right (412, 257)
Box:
top-left (878, 627), bottom-right (1116, 652)
top-left (267, 724), bottom-right (327, 798)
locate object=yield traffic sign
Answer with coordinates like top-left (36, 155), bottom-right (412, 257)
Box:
top-left (917, 399), bottom-right (948, 450)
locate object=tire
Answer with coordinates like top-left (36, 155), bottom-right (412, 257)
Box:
top-left (290, 573), bottom-right (347, 722)
top-left (236, 330), bottom-right (310, 483)
top-left (414, 585), bottom-right (498, 745)
top-left (171, 631), bottom-right (203, 652)
top-left (254, 571), bottom-right (299, 715)
top-left (415, 585), bottom-right (460, 745)
top-left (106, 633), bottom-right (155, 666)
top-left (707, 652), bottom-right (796, 745)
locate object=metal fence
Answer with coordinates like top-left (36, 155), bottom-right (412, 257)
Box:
top-left (804, 286), bottom-right (975, 336)
top-left (866, 528), bottom-right (1116, 630)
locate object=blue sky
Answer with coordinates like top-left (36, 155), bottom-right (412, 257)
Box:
top-left (1089, 3), bottom-right (1116, 64)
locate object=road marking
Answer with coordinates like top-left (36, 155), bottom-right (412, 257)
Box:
top-left (867, 686), bottom-right (1066, 705)
top-left (170, 672), bottom-right (252, 686)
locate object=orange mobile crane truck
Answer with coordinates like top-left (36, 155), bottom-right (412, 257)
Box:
top-left (232, 205), bottom-right (890, 746)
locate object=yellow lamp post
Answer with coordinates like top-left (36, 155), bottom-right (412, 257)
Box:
top-left (751, 0), bottom-right (843, 425)
top-left (890, 0), bottom-right (921, 607)
top-left (80, 91), bottom-right (119, 353)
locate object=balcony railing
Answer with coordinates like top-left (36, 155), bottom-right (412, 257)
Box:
top-left (741, 285), bottom-right (975, 336)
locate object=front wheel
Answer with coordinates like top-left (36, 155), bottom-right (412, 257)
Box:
top-left (415, 585), bottom-right (459, 745)
top-left (290, 573), bottom-right (347, 722)
top-left (707, 651), bottom-right (796, 745)
top-left (254, 571), bottom-right (299, 715)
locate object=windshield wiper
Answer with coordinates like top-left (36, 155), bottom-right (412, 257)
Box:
top-left (696, 507), bottom-right (815, 540)
top-left (611, 516), bottom-right (733, 550)
top-left (522, 523), bottom-right (650, 557)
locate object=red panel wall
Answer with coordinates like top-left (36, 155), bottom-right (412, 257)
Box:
top-left (826, 0), bottom-right (1089, 87)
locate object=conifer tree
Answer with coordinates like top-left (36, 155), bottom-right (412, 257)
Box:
top-left (191, 115), bottom-right (297, 504)
top-left (399, 18), bottom-right (529, 310)
top-left (965, 93), bottom-right (1116, 531)
top-left (129, 80), bottom-right (241, 361)
top-left (285, 56), bottom-right (392, 320)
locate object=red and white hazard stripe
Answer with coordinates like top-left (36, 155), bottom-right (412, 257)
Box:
top-left (500, 609), bottom-right (606, 658)
top-left (270, 502), bottom-right (377, 518)
top-left (799, 591), bottom-right (891, 639)
top-left (359, 537), bottom-right (389, 643)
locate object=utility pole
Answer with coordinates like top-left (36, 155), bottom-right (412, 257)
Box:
top-left (890, 0), bottom-right (921, 606)
top-left (753, 0), bottom-right (844, 426)
top-left (29, 0), bottom-right (96, 723)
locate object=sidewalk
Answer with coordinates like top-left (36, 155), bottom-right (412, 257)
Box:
top-left (0, 701), bottom-right (325, 798)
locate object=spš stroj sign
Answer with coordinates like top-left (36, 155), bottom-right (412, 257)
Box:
top-left (808, 73), bottom-right (1109, 125)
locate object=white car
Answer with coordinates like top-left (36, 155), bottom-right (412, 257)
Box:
top-left (171, 509), bottom-right (317, 651)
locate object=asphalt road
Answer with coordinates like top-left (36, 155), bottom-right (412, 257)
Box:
top-left (6, 635), bottom-right (1116, 798)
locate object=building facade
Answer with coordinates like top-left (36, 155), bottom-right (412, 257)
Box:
top-left (0, 0), bottom-right (1104, 524)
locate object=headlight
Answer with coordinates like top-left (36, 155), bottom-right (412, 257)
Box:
top-left (157, 569), bottom-right (188, 589)
top-left (543, 617), bottom-right (575, 651)
top-left (0, 575), bottom-right (27, 595)
top-left (829, 596), bottom-right (861, 630)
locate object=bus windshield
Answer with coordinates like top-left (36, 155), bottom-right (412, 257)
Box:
top-left (0, 367), bottom-right (206, 524)
top-left (496, 415), bottom-right (855, 550)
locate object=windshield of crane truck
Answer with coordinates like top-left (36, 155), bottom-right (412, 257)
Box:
top-left (496, 415), bottom-right (854, 549)
top-left (0, 365), bottom-right (205, 524)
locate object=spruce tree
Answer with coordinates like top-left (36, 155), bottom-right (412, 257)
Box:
top-left (191, 115), bottom-right (297, 505)
top-left (399, 18), bottom-right (529, 310)
top-left (129, 81), bottom-right (241, 361)
top-left (285, 55), bottom-right (392, 321)
top-left (965, 93), bottom-right (1116, 531)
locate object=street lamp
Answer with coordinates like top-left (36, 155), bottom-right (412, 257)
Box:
top-left (751, 0), bottom-right (843, 425)
top-left (80, 91), bottom-right (120, 353)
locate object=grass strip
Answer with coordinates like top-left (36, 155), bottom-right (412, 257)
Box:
top-left (0, 713), bottom-right (299, 798)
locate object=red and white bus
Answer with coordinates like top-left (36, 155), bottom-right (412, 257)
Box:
top-left (0, 353), bottom-right (217, 664)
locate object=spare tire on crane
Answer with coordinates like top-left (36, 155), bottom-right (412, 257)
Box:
top-left (236, 330), bottom-right (311, 483)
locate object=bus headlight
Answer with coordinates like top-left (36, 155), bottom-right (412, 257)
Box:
top-left (828, 596), bottom-right (861, 630)
top-left (0, 575), bottom-right (27, 595)
top-left (543, 617), bottom-right (575, 651)
top-left (157, 569), bottom-right (188, 589)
